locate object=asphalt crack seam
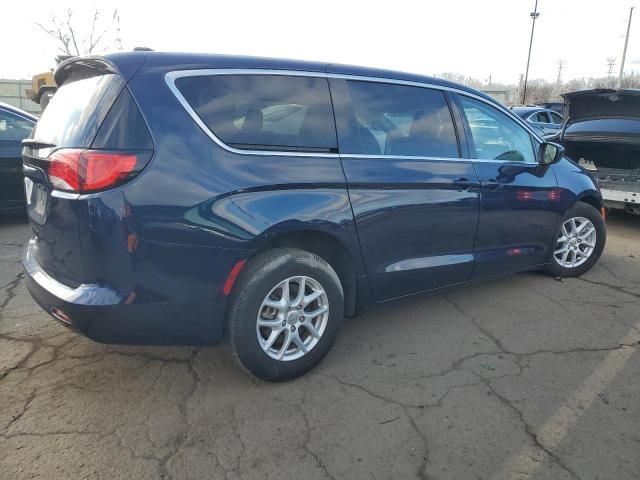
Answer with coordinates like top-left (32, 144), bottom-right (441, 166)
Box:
top-left (1, 347), bottom-right (202, 480)
top-left (322, 373), bottom-right (489, 479)
top-left (486, 381), bottom-right (584, 480)
top-left (294, 380), bottom-right (336, 480)
top-left (157, 348), bottom-right (201, 480)
top-left (574, 277), bottom-right (640, 300)
top-left (0, 272), bottom-right (24, 309)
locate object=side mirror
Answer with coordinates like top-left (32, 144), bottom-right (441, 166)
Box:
top-left (539, 142), bottom-right (564, 165)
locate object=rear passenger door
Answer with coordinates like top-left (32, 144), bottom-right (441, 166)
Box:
top-left (330, 79), bottom-right (480, 300)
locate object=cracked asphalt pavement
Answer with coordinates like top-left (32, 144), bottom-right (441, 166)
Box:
top-left (1, 213), bottom-right (639, 480)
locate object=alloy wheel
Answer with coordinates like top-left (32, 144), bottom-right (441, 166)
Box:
top-left (256, 276), bottom-right (329, 361)
top-left (554, 216), bottom-right (597, 269)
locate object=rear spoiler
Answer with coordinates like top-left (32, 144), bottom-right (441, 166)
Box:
top-left (54, 56), bottom-right (118, 86)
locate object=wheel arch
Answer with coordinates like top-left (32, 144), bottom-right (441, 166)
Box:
top-left (576, 193), bottom-right (604, 213)
top-left (255, 229), bottom-right (360, 317)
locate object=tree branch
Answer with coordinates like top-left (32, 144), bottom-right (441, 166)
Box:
top-left (65, 9), bottom-right (81, 56)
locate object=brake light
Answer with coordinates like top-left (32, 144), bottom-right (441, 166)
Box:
top-left (48, 149), bottom-right (149, 193)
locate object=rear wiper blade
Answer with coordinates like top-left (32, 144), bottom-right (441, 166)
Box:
top-left (22, 139), bottom-right (56, 149)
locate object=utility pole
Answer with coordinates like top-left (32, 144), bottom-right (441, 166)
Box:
top-left (618, 7), bottom-right (635, 89)
top-left (522, 0), bottom-right (540, 105)
top-left (556, 60), bottom-right (566, 85)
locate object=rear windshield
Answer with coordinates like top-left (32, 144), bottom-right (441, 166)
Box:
top-left (33, 73), bottom-right (123, 148)
top-left (174, 74), bottom-right (338, 153)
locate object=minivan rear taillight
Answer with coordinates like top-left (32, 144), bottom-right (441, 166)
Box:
top-left (47, 149), bottom-right (151, 193)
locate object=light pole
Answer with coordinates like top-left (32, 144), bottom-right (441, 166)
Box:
top-left (522, 0), bottom-right (540, 105)
top-left (617, 7), bottom-right (635, 89)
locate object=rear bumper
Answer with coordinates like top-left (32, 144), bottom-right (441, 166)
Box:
top-left (22, 239), bottom-right (229, 345)
top-left (600, 185), bottom-right (640, 213)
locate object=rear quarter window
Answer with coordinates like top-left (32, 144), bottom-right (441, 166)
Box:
top-left (173, 74), bottom-right (338, 153)
top-left (33, 73), bottom-right (123, 148)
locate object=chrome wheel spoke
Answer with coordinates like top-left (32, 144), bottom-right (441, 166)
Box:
top-left (258, 317), bottom-right (283, 328)
top-left (303, 289), bottom-right (324, 307)
top-left (292, 276), bottom-right (306, 306)
top-left (264, 328), bottom-right (284, 350)
top-left (281, 279), bottom-right (292, 306)
top-left (291, 331), bottom-right (308, 353)
top-left (264, 298), bottom-right (286, 311)
top-left (304, 305), bottom-right (328, 319)
top-left (579, 227), bottom-right (595, 239)
top-left (277, 329), bottom-right (293, 360)
top-left (576, 221), bottom-right (589, 234)
top-left (304, 321), bottom-right (321, 338)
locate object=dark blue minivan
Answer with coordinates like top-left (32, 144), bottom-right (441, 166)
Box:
top-left (22, 52), bottom-right (605, 380)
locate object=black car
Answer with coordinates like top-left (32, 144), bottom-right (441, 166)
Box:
top-left (0, 102), bottom-right (37, 212)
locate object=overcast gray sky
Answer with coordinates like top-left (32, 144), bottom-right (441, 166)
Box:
top-left (2, 0), bottom-right (638, 84)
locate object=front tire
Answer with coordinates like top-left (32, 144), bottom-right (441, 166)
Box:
top-left (225, 248), bottom-right (344, 381)
top-left (548, 202), bottom-right (606, 277)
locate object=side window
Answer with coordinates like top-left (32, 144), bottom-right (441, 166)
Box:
top-left (459, 96), bottom-right (536, 162)
top-left (549, 112), bottom-right (563, 125)
top-left (0, 110), bottom-right (34, 142)
top-left (331, 79), bottom-right (459, 158)
top-left (534, 112), bottom-right (549, 123)
top-left (175, 74), bottom-right (337, 153)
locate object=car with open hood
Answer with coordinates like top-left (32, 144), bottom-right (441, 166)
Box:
top-left (560, 89), bottom-right (640, 214)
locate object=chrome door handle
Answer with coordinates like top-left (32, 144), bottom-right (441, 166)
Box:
top-left (453, 178), bottom-right (480, 191)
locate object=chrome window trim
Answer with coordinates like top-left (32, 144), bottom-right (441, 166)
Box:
top-left (164, 68), bottom-right (543, 163)
top-left (527, 111), bottom-right (551, 124)
top-left (340, 153), bottom-right (471, 162)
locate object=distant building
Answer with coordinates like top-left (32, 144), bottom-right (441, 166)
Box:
top-left (481, 87), bottom-right (508, 105)
top-left (0, 79), bottom-right (41, 115)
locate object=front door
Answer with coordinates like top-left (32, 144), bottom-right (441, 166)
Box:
top-left (330, 78), bottom-right (480, 300)
top-left (456, 95), bottom-right (560, 277)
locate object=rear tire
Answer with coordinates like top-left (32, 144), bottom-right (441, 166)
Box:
top-left (225, 248), bottom-right (344, 381)
top-left (547, 202), bottom-right (606, 277)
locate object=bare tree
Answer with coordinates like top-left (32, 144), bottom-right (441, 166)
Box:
top-left (35, 7), bottom-right (123, 57)
top-left (435, 71), bottom-right (640, 106)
